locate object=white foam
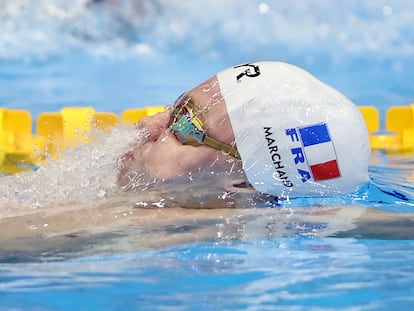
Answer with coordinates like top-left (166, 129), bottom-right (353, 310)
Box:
top-left (0, 126), bottom-right (145, 210)
top-left (0, 0), bottom-right (413, 60)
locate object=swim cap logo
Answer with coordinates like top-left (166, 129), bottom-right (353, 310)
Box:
top-left (285, 123), bottom-right (341, 182)
top-left (234, 63), bottom-right (261, 82)
top-left (263, 127), bottom-right (293, 188)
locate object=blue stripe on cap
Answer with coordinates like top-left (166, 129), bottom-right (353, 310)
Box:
top-left (299, 123), bottom-right (331, 147)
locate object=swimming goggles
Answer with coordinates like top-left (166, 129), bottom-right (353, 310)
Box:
top-left (169, 100), bottom-right (241, 159)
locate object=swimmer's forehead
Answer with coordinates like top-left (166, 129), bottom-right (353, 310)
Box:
top-left (174, 76), bottom-right (222, 108)
top-left (174, 92), bottom-right (186, 104)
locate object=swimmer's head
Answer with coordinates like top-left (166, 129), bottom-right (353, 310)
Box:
top-left (216, 61), bottom-right (370, 196)
top-left (119, 61), bottom-right (370, 197)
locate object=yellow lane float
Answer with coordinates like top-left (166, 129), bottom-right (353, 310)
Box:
top-left (1, 104), bottom-right (413, 173)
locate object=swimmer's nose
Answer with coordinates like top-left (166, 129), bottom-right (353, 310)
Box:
top-left (136, 111), bottom-right (171, 141)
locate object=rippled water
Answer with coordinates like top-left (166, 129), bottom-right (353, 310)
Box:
top-left (1, 238), bottom-right (414, 310)
top-left (1, 1), bottom-right (414, 310)
top-left (0, 146), bottom-right (413, 310)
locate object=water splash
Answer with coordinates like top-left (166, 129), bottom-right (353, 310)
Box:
top-left (2, 0), bottom-right (414, 118)
top-left (1, 0), bottom-right (414, 61)
top-left (0, 126), bottom-right (141, 210)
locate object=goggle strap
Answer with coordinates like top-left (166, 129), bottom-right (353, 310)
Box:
top-left (204, 135), bottom-right (241, 159)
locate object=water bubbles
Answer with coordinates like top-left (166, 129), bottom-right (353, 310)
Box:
top-left (152, 199), bottom-right (166, 208)
top-left (258, 3), bottom-right (269, 14)
top-left (134, 201), bottom-right (149, 208)
top-left (383, 5), bottom-right (393, 17)
top-left (219, 191), bottom-right (231, 200)
top-left (0, 126), bottom-right (140, 209)
top-left (97, 189), bottom-right (107, 199)
top-left (0, 0), bottom-right (412, 65)
top-left (46, 4), bottom-right (69, 20)
top-left (132, 43), bottom-right (152, 55)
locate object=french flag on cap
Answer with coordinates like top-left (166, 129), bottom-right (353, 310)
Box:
top-left (298, 123), bottom-right (341, 181)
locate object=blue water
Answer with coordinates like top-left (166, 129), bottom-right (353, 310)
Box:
top-left (1, 1), bottom-right (414, 310)
top-left (1, 239), bottom-right (414, 310)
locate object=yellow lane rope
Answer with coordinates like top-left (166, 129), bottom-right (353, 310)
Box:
top-left (1, 105), bottom-right (413, 173)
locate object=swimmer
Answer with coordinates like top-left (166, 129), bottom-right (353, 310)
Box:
top-left (117, 61), bottom-right (370, 202)
top-left (1, 61), bottom-right (412, 259)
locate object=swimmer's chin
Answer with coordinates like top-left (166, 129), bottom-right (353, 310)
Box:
top-left (116, 172), bottom-right (130, 189)
top-left (116, 167), bottom-right (133, 188)
top-left (116, 170), bottom-right (148, 190)
top-left (116, 168), bottom-right (172, 191)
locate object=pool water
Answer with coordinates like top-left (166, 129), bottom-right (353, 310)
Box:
top-left (1, 238), bottom-right (413, 310)
top-left (1, 1), bottom-right (414, 310)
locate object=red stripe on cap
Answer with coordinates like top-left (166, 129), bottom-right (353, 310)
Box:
top-left (310, 160), bottom-right (341, 181)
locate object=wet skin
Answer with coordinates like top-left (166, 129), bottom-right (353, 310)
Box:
top-left (117, 76), bottom-right (243, 188)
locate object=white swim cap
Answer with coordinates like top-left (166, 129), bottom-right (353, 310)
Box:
top-left (217, 61), bottom-right (370, 197)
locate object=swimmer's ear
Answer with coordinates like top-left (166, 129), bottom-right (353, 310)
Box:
top-left (226, 179), bottom-right (278, 206)
top-left (226, 180), bottom-right (258, 193)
